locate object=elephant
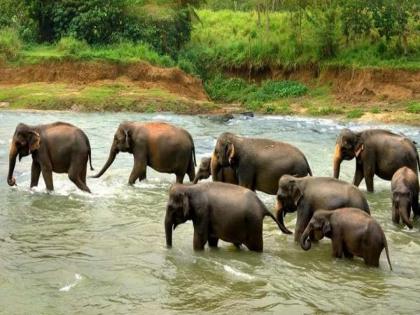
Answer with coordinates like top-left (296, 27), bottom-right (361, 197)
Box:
top-left (7, 122), bottom-right (93, 192)
top-left (165, 182), bottom-right (292, 251)
top-left (212, 132), bottom-right (312, 195)
top-left (333, 128), bottom-right (420, 192)
top-left (193, 156), bottom-right (237, 184)
top-left (276, 175), bottom-right (370, 242)
top-left (300, 208), bottom-right (392, 270)
top-left (92, 121), bottom-right (196, 185)
top-left (391, 167), bottom-right (419, 229)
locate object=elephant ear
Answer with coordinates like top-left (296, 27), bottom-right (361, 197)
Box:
top-left (291, 182), bottom-right (303, 206)
top-left (28, 131), bottom-right (41, 152)
top-left (354, 143), bottom-right (364, 158)
top-left (124, 129), bottom-right (131, 148)
top-left (182, 193), bottom-right (190, 218)
top-left (227, 142), bottom-right (235, 164)
top-left (323, 221), bottom-right (331, 236)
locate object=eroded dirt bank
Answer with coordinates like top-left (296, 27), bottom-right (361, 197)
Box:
top-left (227, 65), bottom-right (420, 103)
top-left (0, 61), bottom-right (208, 101)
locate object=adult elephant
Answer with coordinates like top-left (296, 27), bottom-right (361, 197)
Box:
top-left (7, 122), bottom-right (93, 192)
top-left (211, 132), bottom-right (312, 194)
top-left (92, 121), bottom-right (196, 185)
top-left (276, 175), bottom-right (370, 242)
top-left (193, 156), bottom-right (237, 184)
top-left (333, 128), bottom-right (419, 192)
top-left (165, 182), bottom-right (292, 251)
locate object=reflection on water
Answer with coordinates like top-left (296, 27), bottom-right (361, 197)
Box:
top-left (0, 111), bottom-right (419, 314)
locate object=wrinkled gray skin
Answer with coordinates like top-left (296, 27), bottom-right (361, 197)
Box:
top-left (276, 175), bottom-right (370, 242)
top-left (7, 122), bottom-right (93, 192)
top-left (300, 208), bottom-right (392, 270)
top-left (212, 132), bottom-right (312, 195)
top-left (165, 182), bottom-right (292, 252)
top-left (391, 167), bottom-right (419, 229)
top-left (333, 128), bottom-right (420, 192)
top-left (92, 121), bottom-right (196, 185)
top-left (193, 156), bottom-right (237, 184)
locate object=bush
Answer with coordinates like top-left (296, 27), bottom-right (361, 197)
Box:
top-left (205, 75), bottom-right (308, 109)
top-left (0, 27), bottom-right (22, 61)
top-left (57, 36), bottom-right (89, 55)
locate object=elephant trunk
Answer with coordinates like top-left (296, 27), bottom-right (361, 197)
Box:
top-left (193, 172), bottom-right (206, 184)
top-left (165, 214), bottom-right (173, 248)
top-left (91, 147), bottom-right (118, 178)
top-left (7, 142), bottom-right (18, 186)
top-left (275, 199), bottom-right (286, 229)
top-left (300, 223), bottom-right (312, 251)
top-left (399, 203), bottom-right (413, 229)
top-left (333, 143), bottom-right (342, 179)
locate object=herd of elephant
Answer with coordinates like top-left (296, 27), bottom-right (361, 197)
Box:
top-left (6, 121), bottom-right (420, 270)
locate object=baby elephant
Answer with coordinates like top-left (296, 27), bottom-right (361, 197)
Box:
top-left (165, 182), bottom-right (291, 252)
top-left (193, 156), bottom-right (237, 184)
top-left (391, 167), bottom-right (419, 229)
top-left (300, 208), bottom-right (392, 269)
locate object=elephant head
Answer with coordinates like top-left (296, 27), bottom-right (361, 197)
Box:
top-left (392, 190), bottom-right (413, 229)
top-left (193, 157), bottom-right (212, 184)
top-left (165, 184), bottom-right (192, 247)
top-left (300, 210), bottom-right (333, 250)
top-left (333, 129), bottom-right (364, 179)
top-left (7, 123), bottom-right (41, 186)
top-left (214, 132), bottom-right (237, 167)
top-left (92, 123), bottom-right (132, 178)
top-left (276, 175), bottom-right (304, 227)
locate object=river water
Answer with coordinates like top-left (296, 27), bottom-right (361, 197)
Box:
top-left (0, 111), bottom-right (419, 314)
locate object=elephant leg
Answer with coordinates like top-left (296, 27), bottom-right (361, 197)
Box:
top-left (331, 237), bottom-right (343, 258)
top-left (208, 236), bottom-right (219, 248)
top-left (363, 164), bottom-right (375, 192)
top-left (41, 167), bottom-right (54, 191)
top-left (412, 194), bottom-right (419, 217)
top-left (363, 252), bottom-right (380, 267)
top-left (68, 170), bottom-right (91, 193)
top-left (234, 243), bottom-right (242, 249)
top-left (176, 173), bottom-right (185, 184)
top-left (353, 163), bottom-right (364, 187)
top-left (193, 230), bottom-right (208, 250)
top-left (30, 161), bottom-right (41, 188)
top-left (129, 157), bottom-right (146, 185)
top-left (245, 236), bottom-right (263, 252)
top-left (343, 245), bottom-right (354, 259)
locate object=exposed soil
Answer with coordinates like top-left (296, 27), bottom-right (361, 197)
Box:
top-left (226, 65), bottom-right (420, 104)
top-left (0, 61), bottom-right (209, 102)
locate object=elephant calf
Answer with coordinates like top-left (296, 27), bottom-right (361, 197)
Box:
top-left (300, 208), bottom-right (392, 270)
top-left (165, 182), bottom-right (292, 252)
top-left (193, 156), bottom-right (237, 184)
top-left (391, 167), bottom-right (419, 229)
top-left (7, 122), bottom-right (93, 192)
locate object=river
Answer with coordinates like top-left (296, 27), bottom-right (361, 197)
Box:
top-left (0, 111), bottom-right (419, 314)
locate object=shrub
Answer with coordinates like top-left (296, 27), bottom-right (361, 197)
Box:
top-left (406, 102), bottom-right (420, 113)
top-left (0, 27), bottom-right (22, 61)
top-left (57, 36), bottom-right (89, 55)
top-left (205, 75), bottom-right (308, 109)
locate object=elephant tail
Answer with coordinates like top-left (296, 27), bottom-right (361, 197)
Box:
top-left (88, 148), bottom-right (94, 171)
top-left (265, 209), bottom-right (293, 235)
top-left (192, 144), bottom-right (197, 167)
top-left (303, 155), bottom-right (313, 176)
top-left (383, 237), bottom-right (393, 271)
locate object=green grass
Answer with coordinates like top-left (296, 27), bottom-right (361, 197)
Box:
top-left (0, 82), bottom-right (219, 113)
top-left (205, 75), bottom-right (308, 110)
top-left (346, 108), bottom-right (364, 119)
top-left (406, 101), bottom-right (420, 114)
top-left (15, 41), bottom-right (175, 67)
top-left (307, 105), bottom-right (343, 116)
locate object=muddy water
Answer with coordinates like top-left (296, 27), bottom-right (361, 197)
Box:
top-left (0, 111), bottom-right (419, 314)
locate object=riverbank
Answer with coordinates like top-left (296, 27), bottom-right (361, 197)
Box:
top-left (1, 60), bottom-right (419, 125)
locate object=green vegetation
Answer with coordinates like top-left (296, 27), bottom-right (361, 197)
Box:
top-left (0, 0), bottom-right (419, 122)
top-left (0, 82), bottom-right (218, 113)
top-left (205, 75), bottom-right (308, 110)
